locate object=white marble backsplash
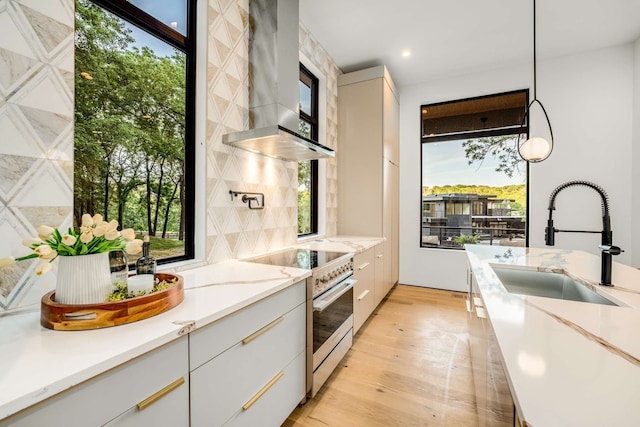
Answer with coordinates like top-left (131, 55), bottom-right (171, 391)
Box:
top-left (0, 0), bottom-right (74, 311)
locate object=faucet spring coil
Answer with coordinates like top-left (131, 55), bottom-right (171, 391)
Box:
top-left (548, 180), bottom-right (609, 217)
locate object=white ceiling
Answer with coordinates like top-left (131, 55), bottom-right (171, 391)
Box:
top-left (300, 0), bottom-right (640, 87)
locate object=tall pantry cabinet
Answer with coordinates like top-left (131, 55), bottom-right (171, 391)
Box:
top-left (337, 66), bottom-right (399, 302)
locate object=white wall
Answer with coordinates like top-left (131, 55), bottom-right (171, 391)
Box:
top-left (632, 37), bottom-right (640, 267)
top-left (399, 45), bottom-right (635, 291)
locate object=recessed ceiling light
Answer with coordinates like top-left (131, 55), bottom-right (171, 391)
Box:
top-left (401, 50), bottom-right (411, 58)
top-left (170, 21), bottom-right (178, 28)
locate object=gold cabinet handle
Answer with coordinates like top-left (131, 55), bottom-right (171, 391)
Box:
top-left (357, 262), bottom-right (370, 270)
top-left (242, 316), bottom-right (284, 345)
top-left (137, 377), bottom-right (185, 411)
top-left (242, 371), bottom-right (284, 411)
top-left (357, 290), bottom-right (370, 301)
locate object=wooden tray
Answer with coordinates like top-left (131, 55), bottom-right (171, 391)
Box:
top-left (41, 273), bottom-right (184, 331)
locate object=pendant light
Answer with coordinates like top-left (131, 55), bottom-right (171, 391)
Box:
top-left (518, 0), bottom-right (554, 163)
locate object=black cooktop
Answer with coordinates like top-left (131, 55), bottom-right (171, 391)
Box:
top-left (248, 248), bottom-right (346, 270)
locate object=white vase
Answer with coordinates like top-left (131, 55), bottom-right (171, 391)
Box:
top-left (56, 252), bottom-right (113, 304)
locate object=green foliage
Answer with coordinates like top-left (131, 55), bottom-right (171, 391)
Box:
top-left (462, 136), bottom-right (523, 179)
top-left (298, 190), bottom-right (311, 234)
top-left (74, 0), bottom-right (186, 247)
top-left (298, 161), bottom-right (312, 234)
top-left (107, 277), bottom-right (178, 301)
top-left (424, 184), bottom-right (526, 212)
top-left (454, 234), bottom-right (481, 246)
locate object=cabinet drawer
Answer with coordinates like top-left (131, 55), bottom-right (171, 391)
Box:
top-left (353, 249), bottom-right (374, 281)
top-left (190, 302), bottom-right (305, 427)
top-left (223, 351), bottom-right (306, 427)
top-left (353, 277), bottom-right (375, 333)
top-left (103, 376), bottom-right (189, 427)
top-left (189, 281), bottom-right (305, 370)
top-left (3, 337), bottom-right (189, 427)
top-left (374, 244), bottom-right (385, 305)
top-left (353, 249), bottom-right (375, 333)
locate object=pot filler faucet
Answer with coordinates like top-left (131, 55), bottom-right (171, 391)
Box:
top-left (545, 180), bottom-right (623, 286)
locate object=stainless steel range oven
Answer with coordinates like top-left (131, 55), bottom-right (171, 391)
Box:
top-left (247, 248), bottom-right (355, 398)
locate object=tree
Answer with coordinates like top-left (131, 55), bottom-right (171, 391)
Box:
top-left (462, 136), bottom-right (523, 179)
top-left (74, 0), bottom-right (186, 253)
top-left (298, 160), bottom-right (312, 234)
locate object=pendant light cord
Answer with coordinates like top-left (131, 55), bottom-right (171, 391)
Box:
top-left (517, 0), bottom-right (554, 162)
top-left (532, 0), bottom-right (537, 100)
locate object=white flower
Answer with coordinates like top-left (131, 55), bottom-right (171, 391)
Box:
top-left (35, 261), bottom-right (53, 275)
top-left (35, 245), bottom-right (57, 260)
top-left (92, 213), bottom-right (103, 225)
top-left (34, 244), bottom-right (52, 257)
top-left (80, 229), bottom-right (94, 244)
top-left (0, 256), bottom-right (16, 268)
top-left (104, 229), bottom-right (120, 241)
top-left (36, 225), bottom-right (54, 240)
top-left (93, 224), bottom-right (107, 237)
top-left (81, 214), bottom-right (93, 228)
top-left (62, 234), bottom-right (77, 246)
top-left (125, 239), bottom-right (143, 255)
top-left (121, 228), bottom-right (136, 241)
top-left (106, 219), bottom-right (119, 231)
top-left (22, 237), bottom-right (42, 248)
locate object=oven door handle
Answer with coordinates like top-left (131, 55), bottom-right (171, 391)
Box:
top-left (312, 278), bottom-right (356, 313)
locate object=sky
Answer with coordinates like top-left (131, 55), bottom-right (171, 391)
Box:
top-left (422, 139), bottom-right (526, 188)
top-left (128, 0), bottom-right (186, 35)
top-left (124, 0), bottom-right (187, 57)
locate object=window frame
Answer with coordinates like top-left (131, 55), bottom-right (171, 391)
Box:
top-left (298, 63), bottom-right (319, 237)
top-left (419, 89), bottom-right (530, 250)
top-left (80, 0), bottom-right (197, 264)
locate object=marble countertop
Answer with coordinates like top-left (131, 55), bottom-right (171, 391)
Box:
top-left (0, 260), bottom-right (310, 421)
top-left (295, 236), bottom-right (384, 253)
top-left (465, 245), bottom-right (640, 426)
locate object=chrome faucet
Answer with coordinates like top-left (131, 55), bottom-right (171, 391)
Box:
top-left (545, 180), bottom-right (622, 286)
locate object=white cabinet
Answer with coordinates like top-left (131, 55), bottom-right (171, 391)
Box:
top-left (1, 283), bottom-right (308, 427)
top-left (338, 65), bottom-right (399, 292)
top-left (467, 269), bottom-right (514, 427)
top-left (383, 159), bottom-right (399, 295)
top-left (189, 281), bottom-right (306, 427)
top-left (353, 242), bottom-right (390, 334)
top-left (1, 283), bottom-right (307, 427)
top-left (2, 337), bottom-right (189, 427)
top-left (353, 248), bottom-right (375, 334)
top-left (374, 244), bottom-right (384, 306)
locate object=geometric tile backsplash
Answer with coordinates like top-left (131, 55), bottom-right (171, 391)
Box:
top-left (0, 0), bottom-right (341, 311)
top-left (0, 0), bottom-right (74, 311)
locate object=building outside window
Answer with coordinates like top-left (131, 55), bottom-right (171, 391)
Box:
top-left (298, 64), bottom-right (319, 236)
top-left (420, 90), bottom-right (529, 249)
top-left (74, 0), bottom-right (195, 264)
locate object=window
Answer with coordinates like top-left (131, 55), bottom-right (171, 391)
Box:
top-left (420, 90), bottom-right (529, 249)
top-left (298, 64), bottom-right (319, 236)
top-left (74, 0), bottom-right (195, 264)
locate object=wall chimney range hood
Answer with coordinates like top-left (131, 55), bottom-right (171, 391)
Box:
top-left (222, 0), bottom-right (335, 161)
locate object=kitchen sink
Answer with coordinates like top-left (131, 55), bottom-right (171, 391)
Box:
top-left (490, 265), bottom-right (619, 306)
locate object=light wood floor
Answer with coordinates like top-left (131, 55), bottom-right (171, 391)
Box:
top-left (283, 284), bottom-right (478, 427)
